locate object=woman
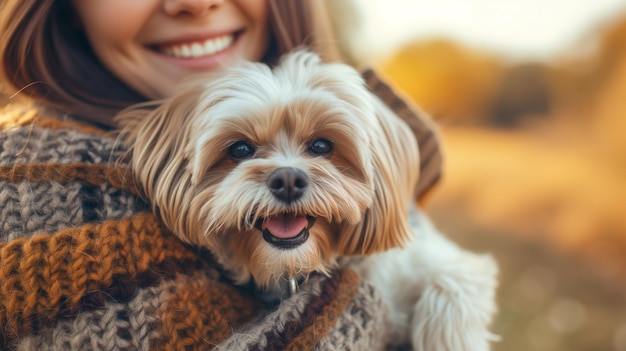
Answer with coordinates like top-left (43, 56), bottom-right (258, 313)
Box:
top-left (0, 1), bottom-right (442, 349)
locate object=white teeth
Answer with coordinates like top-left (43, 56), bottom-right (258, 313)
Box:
top-left (160, 35), bottom-right (234, 59)
top-left (191, 43), bottom-right (203, 57)
top-left (204, 40), bottom-right (216, 54)
top-left (181, 45), bottom-right (191, 57)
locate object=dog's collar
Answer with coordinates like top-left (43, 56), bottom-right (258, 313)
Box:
top-left (255, 275), bottom-right (307, 306)
top-left (191, 246), bottom-right (305, 303)
top-left (288, 276), bottom-right (299, 296)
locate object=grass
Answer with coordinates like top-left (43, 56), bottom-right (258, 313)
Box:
top-left (425, 125), bottom-right (626, 351)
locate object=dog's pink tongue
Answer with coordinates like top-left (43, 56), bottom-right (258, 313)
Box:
top-left (262, 214), bottom-right (308, 239)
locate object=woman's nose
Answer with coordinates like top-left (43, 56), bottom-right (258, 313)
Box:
top-left (163, 0), bottom-right (225, 17)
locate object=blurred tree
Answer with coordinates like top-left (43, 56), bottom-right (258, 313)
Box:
top-left (376, 39), bottom-right (503, 125)
top-left (489, 63), bottom-right (552, 128)
top-left (548, 13), bottom-right (626, 118)
top-left (591, 53), bottom-right (626, 170)
top-left (597, 14), bottom-right (626, 76)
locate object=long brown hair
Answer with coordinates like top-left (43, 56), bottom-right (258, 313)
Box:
top-left (0, 0), bottom-right (341, 128)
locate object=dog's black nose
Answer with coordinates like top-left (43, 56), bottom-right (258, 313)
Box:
top-left (267, 167), bottom-right (309, 203)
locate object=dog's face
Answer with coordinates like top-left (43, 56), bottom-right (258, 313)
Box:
top-left (118, 51), bottom-right (418, 288)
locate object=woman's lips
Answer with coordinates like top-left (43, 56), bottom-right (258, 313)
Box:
top-left (153, 33), bottom-right (236, 59)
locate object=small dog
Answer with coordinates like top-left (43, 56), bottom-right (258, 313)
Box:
top-left (117, 50), bottom-right (498, 350)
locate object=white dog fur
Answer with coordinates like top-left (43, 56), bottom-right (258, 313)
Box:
top-left (117, 50), bottom-right (498, 350)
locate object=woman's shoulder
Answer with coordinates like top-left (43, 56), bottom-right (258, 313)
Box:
top-left (361, 68), bottom-right (444, 202)
top-left (0, 103), bottom-right (143, 241)
top-left (0, 104), bottom-right (122, 165)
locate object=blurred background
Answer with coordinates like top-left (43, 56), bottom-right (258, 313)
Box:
top-left (328, 1), bottom-right (626, 350)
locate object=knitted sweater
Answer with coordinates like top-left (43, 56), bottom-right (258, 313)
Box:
top-left (0, 72), bottom-right (441, 350)
top-left (0, 107), bottom-right (392, 350)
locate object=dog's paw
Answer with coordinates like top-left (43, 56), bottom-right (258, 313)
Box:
top-left (410, 254), bottom-right (499, 351)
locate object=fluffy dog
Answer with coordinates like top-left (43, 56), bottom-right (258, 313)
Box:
top-left (117, 50), bottom-right (498, 350)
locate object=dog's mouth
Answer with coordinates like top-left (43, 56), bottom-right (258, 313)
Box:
top-left (255, 214), bottom-right (315, 249)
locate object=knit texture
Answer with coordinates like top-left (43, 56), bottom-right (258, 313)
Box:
top-left (0, 109), bottom-right (390, 350)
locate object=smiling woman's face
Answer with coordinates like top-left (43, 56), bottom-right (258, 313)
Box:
top-left (71, 0), bottom-right (270, 99)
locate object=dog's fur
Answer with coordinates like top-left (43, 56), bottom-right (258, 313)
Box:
top-left (117, 50), bottom-right (498, 350)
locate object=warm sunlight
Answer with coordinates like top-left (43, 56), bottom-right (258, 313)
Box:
top-left (354, 0), bottom-right (626, 61)
top-left (334, 1), bottom-right (626, 351)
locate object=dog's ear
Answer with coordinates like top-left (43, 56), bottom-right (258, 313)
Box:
top-left (116, 94), bottom-right (202, 237)
top-left (115, 99), bottom-right (161, 128)
top-left (117, 96), bottom-right (194, 191)
top-left (336, 97), bottom-right (421, 256)
top-left (115, 100), bottom-right (163, 154)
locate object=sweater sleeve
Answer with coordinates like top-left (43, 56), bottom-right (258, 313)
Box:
top-left (362, 68), bottom-right (443, 201)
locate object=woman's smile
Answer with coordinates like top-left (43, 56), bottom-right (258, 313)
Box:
top-left (71, 0), bottom-right (269, 99)
top-left (155, 33), bottom-right (236, 59)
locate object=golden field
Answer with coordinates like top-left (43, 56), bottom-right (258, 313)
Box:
top-left (373, 13), bottom-right (626, 351)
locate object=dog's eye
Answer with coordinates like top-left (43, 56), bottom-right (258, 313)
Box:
top-left (228, 141), bottom-right (255, 160)
top-left (309, 138), bottom-right (333, 156)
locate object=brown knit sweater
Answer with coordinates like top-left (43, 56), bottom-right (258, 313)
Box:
top-left (0, 107), bottom-right (392, 350)
top-left (0, 71), bottom-right (442, 351)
